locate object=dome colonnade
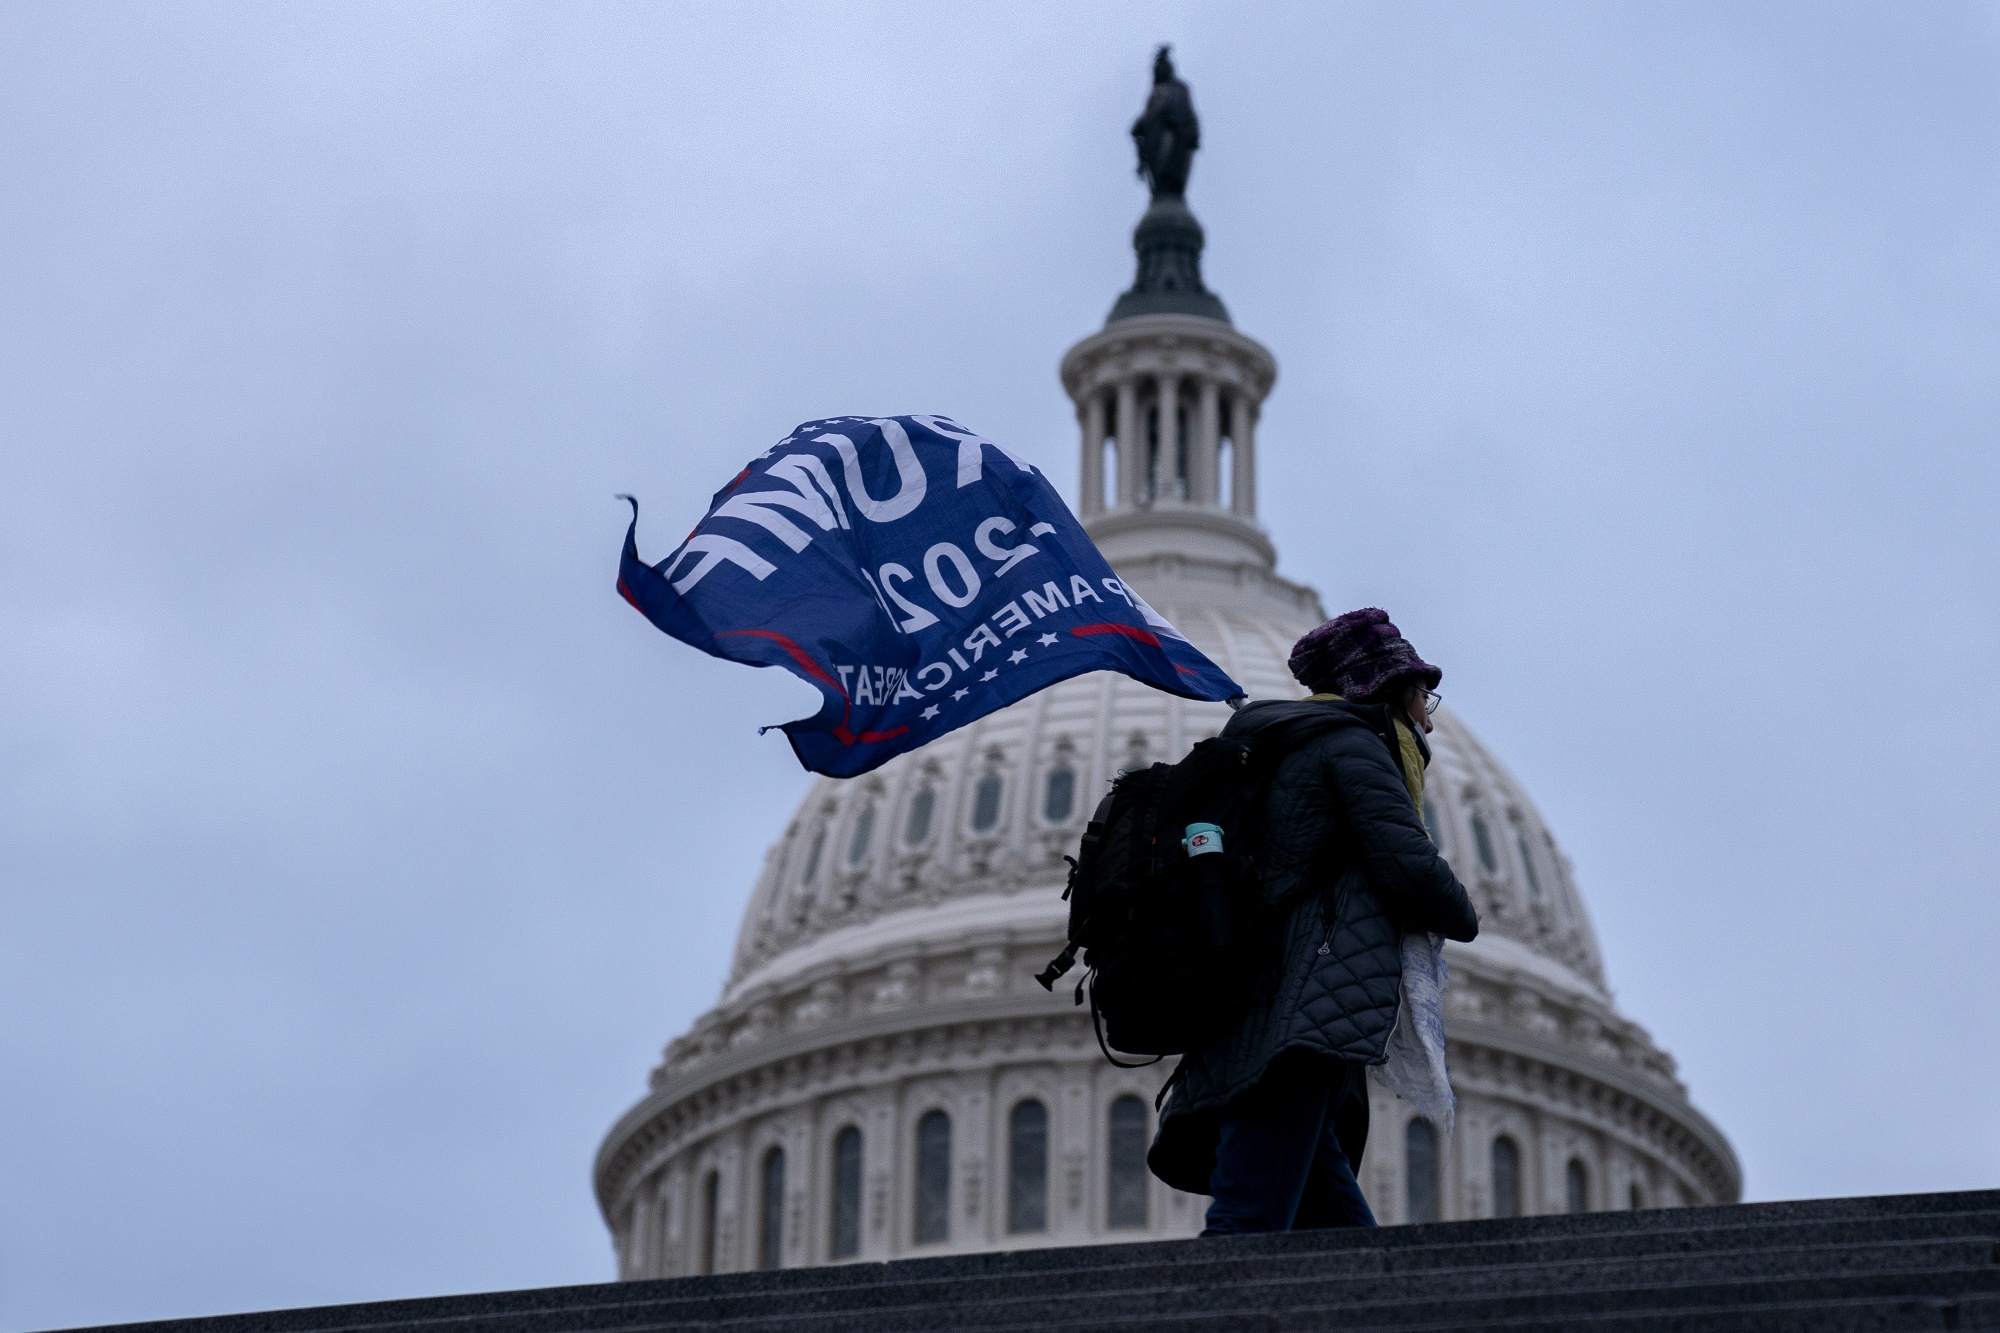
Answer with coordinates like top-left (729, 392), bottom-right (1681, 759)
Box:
top-left (595, 65), bottom-right (1738, 1280)
top-left (1069, 313), bottom-right (1266, 523)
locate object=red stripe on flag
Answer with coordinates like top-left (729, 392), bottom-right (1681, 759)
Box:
top-left (717, 631), bottom-right (903, 748)
top-left (1072, 622), bottom-right (1161, 647)
top-left (718, 629), bottom-right (844, 693)
top-left (834, 725), bottom-right (912, 745)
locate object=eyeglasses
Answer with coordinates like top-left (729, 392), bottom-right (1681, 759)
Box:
top-left (1419, 688), bottom-right (1443, 716)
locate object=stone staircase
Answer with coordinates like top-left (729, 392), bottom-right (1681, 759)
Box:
top-left (59, 1189), bottom-right (2000, 1333)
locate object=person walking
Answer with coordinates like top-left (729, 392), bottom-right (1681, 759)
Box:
top-left (1148, 607), bottom-right (1480, 1234)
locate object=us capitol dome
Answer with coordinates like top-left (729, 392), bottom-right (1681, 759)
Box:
top-left (594, 77), bottom-right (1739, 1279)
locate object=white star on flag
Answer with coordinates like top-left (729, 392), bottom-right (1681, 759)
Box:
top-left (980, 669), bottom-right (999, 682)
top-left (952, 688), bottom-right (970, 701)
top-left (1037, 633), bottom-right (1058, 646)
top-left (1007, 649), bottom-right (1028, 664)
top-left (921, 705), bottom-right (939, 720)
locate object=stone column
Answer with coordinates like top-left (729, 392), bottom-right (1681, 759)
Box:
top-left (718, 1138), bottom-right (744, 1272)
top-left (616, 1199), bottom-right (637, 1279)
top-left (1232, 397), bottom-right (1258, 517)
top-left (1541, 1127), bottom-right (1565, 1218)
top-left (1080, 391), bottom-right (1106, 516)
top-left (1114, 377), bottom-right (1140, 509)
top-left (863, 1095), bottom-right (896, 1260)
top-left (663, 1163), bottom-right (688, 1277)
top-left (1193, 378), bottom-right (1220, 505)
top-left (784, 1120), bottom-right (809, 1268)
top-left (1057, 1074), bottom-right (1092, 1238)
top-left (962, 1080), bottom-right (992, 1246)
top-left (629, 1176), bottom-right (655, 1279)
top-left (1148, 373), bottom-right (1172, 502)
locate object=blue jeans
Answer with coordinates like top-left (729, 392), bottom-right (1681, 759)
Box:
top-left (1202, 1050), bottom-right (1377, 1234)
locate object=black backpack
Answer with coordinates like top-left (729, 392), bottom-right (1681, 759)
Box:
top-left (1035, 712), bottom-right (1350, 1066)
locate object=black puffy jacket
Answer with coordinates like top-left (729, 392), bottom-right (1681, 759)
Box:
top-left (1148, 696), bottom-right (1479, 1195)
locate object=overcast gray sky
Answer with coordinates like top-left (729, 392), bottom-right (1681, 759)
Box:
top-left (4, 3), bottom-right (1997, 1328)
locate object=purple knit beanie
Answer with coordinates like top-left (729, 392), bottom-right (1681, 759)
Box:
top-left (1288, 608), bottom-right (1441, 700)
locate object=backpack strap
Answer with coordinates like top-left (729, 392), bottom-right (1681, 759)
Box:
top-left (1087, 978), bottom-right (1164, 1069)
top-left (1219, 713), bottom-right (1357, 845)
top-left (1085, 789), bottom-right (1117, 834)
top-left (1140, 767), bottom-right (1164, 879)
top-left (1245, 711), bottom-right (1360, 770)
top-left (1155, 1060), bottom-right (1186, 1111)
top-left (1034, 943), bottom-right (1079, 991)
top-left (1035, 790), bottom-right (1122, 991)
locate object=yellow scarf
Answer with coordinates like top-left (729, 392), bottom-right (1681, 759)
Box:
top-left (1305, 692), bottom-right (1425, 812)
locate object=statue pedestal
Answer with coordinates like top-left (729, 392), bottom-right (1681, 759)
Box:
top-left (1107, 196), bottom-right (1230, 325)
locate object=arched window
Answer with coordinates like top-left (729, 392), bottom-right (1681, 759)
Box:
top-left (1405, 1118), bottom-right (1440, 1223)
top-left (699, 1169), bottom-right (720, 1275)
top-left (757, 1146), bottom-right (785, 1270)
top-left (802, 826), bottom-right (826, 884)
top-left (1491, 1135), bottom-right (1522, 1218)
top-left (1516, 829), bottom-right (1543, 901)
top-left (970, 774), bottom-right (1003, 832)
top-left (914, 1110), bottom-right (951, 1243)
top-left (1629, 1182), bottom-right (1646, 1211)
top-left (1006, 1100), bottom-right (1048, 1233)
top-left (829, 1126), bottom-right (862, 1259)
top-left (1471, 814), bottom-right (1498, 874)
top-left (904, 787), bottom-right (934, 845)
top-left (1565, 1158), bottom-right (1589, 1214)
top-left (848, 805), bottom-right (874, 865)
top-left (1101, 426), bottom-right (1118, 511)
top-left (1107, 1096), bottom-right (1150, 1228)
top-left (1044, 766), bottom-right (1076, 823)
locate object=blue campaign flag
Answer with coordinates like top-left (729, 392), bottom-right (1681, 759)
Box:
top-left (617, 415), bottom-right (1243, 778)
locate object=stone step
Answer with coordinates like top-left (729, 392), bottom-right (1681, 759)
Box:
top-left (980, 1292), bottom-right (2000, 1333)
top-left (487, 1205), bottom-right (2000, 1329)
top-left (470, 1233), bottom-right (1994, 1333)
top-left (807, 1268), bottom-right (2000, 1333)
top-left (45, 1190), bottom-right (2000, 1333)
top-left (311, 1217), bottom-right (2000, 1333)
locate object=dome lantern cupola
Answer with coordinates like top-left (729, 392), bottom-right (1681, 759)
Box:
top-left (1063, 48), bottom-right (1289, 603)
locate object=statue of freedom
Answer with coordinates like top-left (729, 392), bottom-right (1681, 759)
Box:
top-left (1130, 45), bottom-right (1200, 199)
